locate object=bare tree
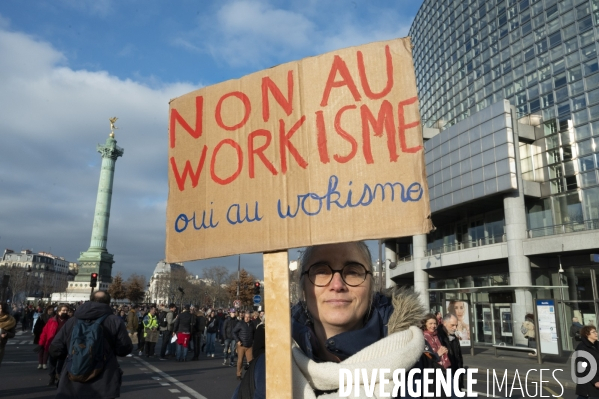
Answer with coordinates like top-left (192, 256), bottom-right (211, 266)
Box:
top-left (202, 266), bottom-right (231, 309)
top-left (0, 266), bottom-right (30, 304)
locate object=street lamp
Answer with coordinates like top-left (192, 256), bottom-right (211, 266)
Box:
top-left (25, 265), bottom-right (32, 300)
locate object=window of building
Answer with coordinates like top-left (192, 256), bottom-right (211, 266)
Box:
top-left (583, 59), bottom-right (599, 76)
top-left (583, 187), bottom-right (599, 220)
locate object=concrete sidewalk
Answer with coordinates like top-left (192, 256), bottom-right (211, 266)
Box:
top-left (463, 347), bottom-right (574, 390)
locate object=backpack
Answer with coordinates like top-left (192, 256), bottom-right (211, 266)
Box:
top-left (66, 314), bottom-right (109, 383)
top-left (158, 311), bottom-right (168, 328)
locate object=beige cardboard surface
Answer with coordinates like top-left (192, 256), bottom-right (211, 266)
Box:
top-left (166, 37), bottom-right (432, 262)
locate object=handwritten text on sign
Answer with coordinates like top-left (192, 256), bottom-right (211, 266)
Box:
top-left (166, 38), bottom-right (432, 262)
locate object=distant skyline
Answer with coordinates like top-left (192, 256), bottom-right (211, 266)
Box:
top-left (0, 0), bottom-right (421, 279)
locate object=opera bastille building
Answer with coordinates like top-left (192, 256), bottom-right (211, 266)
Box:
top-left (385, 0), bottom-right (599, 355)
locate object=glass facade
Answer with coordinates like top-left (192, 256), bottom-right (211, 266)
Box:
top-left (410, 0), bottom-right (599, 234)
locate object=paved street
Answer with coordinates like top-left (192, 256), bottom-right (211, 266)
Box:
top-left (1, 330), bottom-right (239, 399)
top-left (0, 330), bottom-right (577, 398)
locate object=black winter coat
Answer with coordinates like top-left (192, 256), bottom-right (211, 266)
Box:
top-left (194, 315), bottom-right (206, 334)
top-left (223, 317), bottom-right (237, 340)
top-left (206, 316), bottom-right (219, 334)
top-left (252, 324), bottom-right (265, 359)
top-left (437, 324), bottom-right (464, 388)
top-left (575, 336), bottom-right (599, 398)
top-left (49, 301), bottom-right (133, 399)
top-left (233, 320), bottom-right (255, 347)
top-left (173, 311), bottom-right (195, 333)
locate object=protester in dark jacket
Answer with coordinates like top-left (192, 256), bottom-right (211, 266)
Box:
top-left (232, 242), bottom-right (427, 398)
top-left (222, 310), bottom-right (238, 366)
top-left (0, 302), bottom-right (17, 367)
top-left (205, 311), bottom-right (219, 357)
top-left (193, 310), bottom-right (207, 357)
top-left (575, 325), bottom-right (599, 398)
top-left (437, 313), bottom-right (464, 391)
top-left (252, 315), bottom-right (265, 360)
top-left (173, 306), bottom-right (195, 361)
top-left (233, 311), bottom-right (255, 379)
top-left (49, 291), bottom-right (132, 399)
top-left (40, 304), bottom-right (70, 385)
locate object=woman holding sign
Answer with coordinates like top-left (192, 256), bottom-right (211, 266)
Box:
top-left (233, 241), bottom-right (425, 398)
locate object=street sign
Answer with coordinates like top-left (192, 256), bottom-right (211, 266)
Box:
top-left (253, 295), bottom-right (261, 305)
top-left (233, 300), bottom-right (241, 308)
top-left (591, 254), bottom-right (599, 263)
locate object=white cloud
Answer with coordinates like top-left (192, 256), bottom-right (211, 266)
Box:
top-left (174, 0), bottom-right (413, 69)
top-left (0, 26), bottom-right (198, 276)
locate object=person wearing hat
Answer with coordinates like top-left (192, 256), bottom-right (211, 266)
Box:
top-left (222, 309), bottom-right (238, 366)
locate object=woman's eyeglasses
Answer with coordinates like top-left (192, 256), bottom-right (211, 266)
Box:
top-left (302, 263), bottom-right (371, 287)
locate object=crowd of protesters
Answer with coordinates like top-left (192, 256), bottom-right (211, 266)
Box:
top-left (2, 300), bottom-right (264, 384)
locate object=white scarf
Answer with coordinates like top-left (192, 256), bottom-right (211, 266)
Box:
top-left (291, 326), bottom-right (424, 398)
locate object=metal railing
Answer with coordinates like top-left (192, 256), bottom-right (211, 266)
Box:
top-left (426, 234), bottom-right (507, 256)
top-left (527, 219), bottom-right (599, 238)
top-left (397, 255), bottom-right (413, 263)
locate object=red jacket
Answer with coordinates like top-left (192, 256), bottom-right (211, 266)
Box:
top-left (39, 316), bottom-right (65, 351)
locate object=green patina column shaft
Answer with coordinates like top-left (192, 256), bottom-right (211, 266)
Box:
top-left (89, 135), bottom-right (124, 250)
top-left (76, 124), bottom-right (124, 291)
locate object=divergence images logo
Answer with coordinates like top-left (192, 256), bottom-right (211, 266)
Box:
top-left (572, 350), bottom-right (598, 384)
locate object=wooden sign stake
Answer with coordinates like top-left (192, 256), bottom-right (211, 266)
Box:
top-left (264, 250), bottom-right (292, 398)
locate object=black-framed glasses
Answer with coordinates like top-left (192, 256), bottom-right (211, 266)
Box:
top-left (302, 263), bottom-right (372, 287)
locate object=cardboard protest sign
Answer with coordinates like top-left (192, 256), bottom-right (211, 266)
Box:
top-left (166, 37), bottom-right (432, 262)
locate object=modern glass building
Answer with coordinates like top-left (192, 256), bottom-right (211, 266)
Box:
top-left (386, 0), bottom-right (599, 353)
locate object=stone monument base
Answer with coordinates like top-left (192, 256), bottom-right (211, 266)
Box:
top-left (51, 281), bottom-right (100, 303)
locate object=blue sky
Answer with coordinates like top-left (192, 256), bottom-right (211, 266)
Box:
top-left (0, 0), bottom-right (422, 280)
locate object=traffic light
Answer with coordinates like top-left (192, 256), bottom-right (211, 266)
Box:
top-left (254, 281), bottom-right (261, 295)
top-left (90, 273), bottom-right (98, 288)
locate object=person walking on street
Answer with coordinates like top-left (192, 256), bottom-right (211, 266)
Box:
top-left (126, 304), bottom-right (139, 358)
top-left (421, 313), bottom-right (450, 369)
top-left (173, 305), bottom-right (194, 362)
top-left (437, 313), bottom-right (464, 396)
top-left (191, 309), bottom-right (206, 360)
top-left (222, 309), bottom-right (238, 366)
top-left (143, 306), bottom-right (159, 357)
top-left (39, 304), bottom-right (70, 385)
top-left (205, 310), bottom-right (218, 357)
top-left (159, 304), bottom-right (176, 360)
top-left (0, 302), bottom-right (16, 368)
top-left (252, 314), bottom-right (265, 360)
top-left (33, 305), bottom-right (54, 361)
top-left (250, 311), bottom-right (260, 329)
top-left (49, 290), bottom-right (133, 399)
top-left (232, 311), bottom-right (255, 380)
top-left (574, 325), bottom-right (599, 399)
top-left (137, 306), bottom-right (146, 356)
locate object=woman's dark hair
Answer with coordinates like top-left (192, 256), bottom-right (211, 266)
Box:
top-left (0, 302), bottom-right (9, 314)
top-left (420, 313), bottom-right (437, 331)
top-left (525, 313), bottom-right (534, 322)
top-left (581, 325), bottom-right (597, 338)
